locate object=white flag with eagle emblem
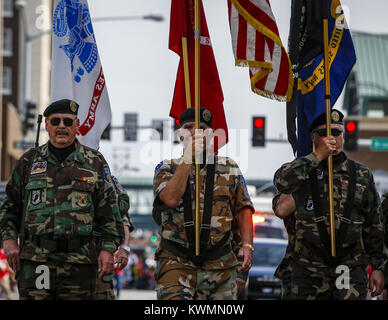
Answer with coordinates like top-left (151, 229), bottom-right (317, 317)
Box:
top-left (50, 0), bottom-right (111, 150)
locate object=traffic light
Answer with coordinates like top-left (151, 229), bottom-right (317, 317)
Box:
top-left (252, 116), bottom-right (266, 147)
top-left (124, 113), bottom-right (138, 141)
top-left (101, 124), bottom-right (111, 140)
top-left (23, 101), bottom-right (37, 133)
top-left (344, 119), bottom-right (358, 151)
top-left (173, 119), bottom-right (180, 144)
top-left (151, 119), bottom-right (164, 141)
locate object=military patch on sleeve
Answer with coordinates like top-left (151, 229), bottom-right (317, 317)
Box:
top-left (155, 161), bottom-right (164, 171)
top-left (31, 161), bottom-right (47, 175)
top-left (241, 175), bottom-right (248, 194)
top-left (103, 164), bottom-right (112, 184)
top-left (111, 176), bottom-right (124, 193)
top-left (30, 190), bottom-right (42, 205)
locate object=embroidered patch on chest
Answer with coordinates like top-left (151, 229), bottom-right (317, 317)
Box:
top-left (77, 193), bottom-right (88, 207)
top-left (75, 177), bottom-right (94, 184)
top-left (31, 161), bottom-right (47, 175)
top-left (306, 199), bottom-right (314, 211)
top-left (31, 189), bottom-right (42, 205)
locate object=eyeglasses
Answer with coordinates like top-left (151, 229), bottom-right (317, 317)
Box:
top-left (49, 117), bottom-right (75, 127)
top-left (313, 128), bottom-right (343, 137)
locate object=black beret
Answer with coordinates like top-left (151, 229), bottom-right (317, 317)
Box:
top-left (179, 107), bottom-right (212, 128)
top-left (43, 99), bottom-right (79, 117)
top-left (309, 109), bottom-right (344, 132)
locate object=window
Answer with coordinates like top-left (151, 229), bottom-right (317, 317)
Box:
top-left (2, 66), bottom-right (12, 95)
top-left (3, 28), bottom-right (13, 56)
top-left (2, 0), bottom-right (13, 18)
top-left (367, 99), bottom-right (388, 117)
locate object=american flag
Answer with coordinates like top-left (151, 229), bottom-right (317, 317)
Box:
top-left (228, 0), bottom-right (293, 102)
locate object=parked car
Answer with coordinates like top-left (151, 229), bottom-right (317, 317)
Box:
top-left (253, 213), bottom-right (287, 240)
top-left (247, 237), bottom-right (287, 300)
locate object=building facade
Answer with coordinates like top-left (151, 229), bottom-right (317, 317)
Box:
top-left (0, 0), bottom-right (51, 181)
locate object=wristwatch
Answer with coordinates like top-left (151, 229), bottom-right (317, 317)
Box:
top-left (242, 243), bottom-right (254, 251)
top-left (120, 245), bottom-right (131, 254)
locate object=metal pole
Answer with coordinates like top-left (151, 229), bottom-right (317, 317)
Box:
top-left (182, 37), bottom-right (192, 109)
top-left (323, 7), bottom-right (336, 257)
top-left (194, 0), bottom-right (201, 256)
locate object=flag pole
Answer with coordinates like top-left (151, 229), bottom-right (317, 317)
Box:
top-left (194, 0), bottom-right (201, 256)
top-left (182, 37), bottom-right (192, 109)
top-left (322, 0), bottom-right (336, 257)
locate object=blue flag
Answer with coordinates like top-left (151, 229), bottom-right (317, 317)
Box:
top-left (296, 0), bottom-right (356, 157)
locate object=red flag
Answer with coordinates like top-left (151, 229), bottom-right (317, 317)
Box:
top-left (169, 0), bottom-right (228, 149)
top-left (227, 0), bottom-right (293, 102)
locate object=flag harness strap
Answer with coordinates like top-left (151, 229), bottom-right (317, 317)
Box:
top-left (301, 159), bottom-right (357, 266)
top-left (160, 157), bottom-right (232, 265)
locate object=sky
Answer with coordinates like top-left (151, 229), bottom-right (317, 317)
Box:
top-left (85, 0), bottom-right (388, 181)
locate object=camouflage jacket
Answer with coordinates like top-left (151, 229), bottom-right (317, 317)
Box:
top-left (272, 192), bottom-right (295, 279)
top-left (274, 152), bottom-right (386, 271)
top-left (153, 156), bottom-right (254, 271)
top-left (111, 176), bottom-right (134, 232)
top-left (0, 140), bottom-right (123, 264)
top-left (382, 193), bottom-right (388, 248)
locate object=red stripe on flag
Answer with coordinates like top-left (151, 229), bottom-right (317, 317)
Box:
top-left (238, 0), bottom-right (279, 33)
top-left (236, 14), bottom-right (248, 60)
top-left (78, 67), bottom-right (105, 136)
top-left (274, 49), bottom-right (291, 96)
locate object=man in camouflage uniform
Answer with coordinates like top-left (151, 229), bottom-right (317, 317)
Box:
top-left (0, 99), bottom-right (123, 300)
top-left (273, 109), bottom-right (386, 300)
top-left (95, 176), bottom-right (134, 300)
top-left (382, 193), bottom-right (388, 294)
top-left (272, 192), bottom-right (296, 299)
top-left (152, 107), bottom-right (254, 300)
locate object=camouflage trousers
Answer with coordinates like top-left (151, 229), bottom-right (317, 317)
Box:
top-left (274, 256), bottom-right (293, 300)
top-left (280, 273), bottom-right (292, 300)
top-left (18, 259), bottom-right (97, 300)
top-left (290, 261), bottom-right (368, 300)
top-left (385, 270), bottom-right (388, 289)
top-left (155, 258), bottom-right (237, 300)
top-left (95, 277), bottom-right (115, 300)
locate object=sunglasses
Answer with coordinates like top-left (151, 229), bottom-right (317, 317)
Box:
top-left (49, 117), bottom-right (75, 127)
top-left (313, 128), bottom-right (343, 137)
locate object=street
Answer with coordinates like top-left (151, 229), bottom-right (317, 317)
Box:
top-left (118, 289), bottom-right (156, 300)
top-left (1, 288), bottom-right (156, 301)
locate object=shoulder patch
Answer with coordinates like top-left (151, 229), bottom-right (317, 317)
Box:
top-left (103, 164), bottom-right (112, 184)
top-left (241, 175), bottom-right (248, 193)
top-left (112, 176), bottom-right (124, 193)
top-left (155, 161), bottom-right (164, 171)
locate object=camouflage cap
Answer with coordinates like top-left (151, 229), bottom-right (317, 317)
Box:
top-left (179, 107), bottom-right (212, 128)
top-left (309, 109), bottom-right (344, 132)
top-left (43, 99), bottom-right (79, 117)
